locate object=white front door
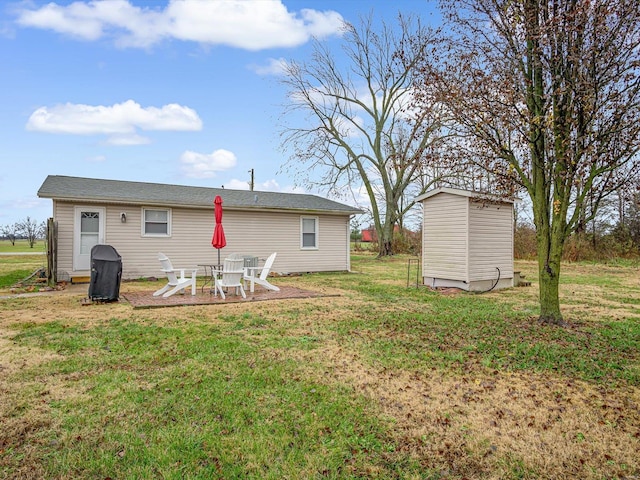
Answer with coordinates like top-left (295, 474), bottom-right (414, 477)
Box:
top-left (74, 207), bottom-right (105, 271)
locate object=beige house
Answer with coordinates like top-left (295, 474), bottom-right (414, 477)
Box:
top-left (416, 188), bottom-right (515, 291)
top-left (38, 175), bottom-right (362, 282)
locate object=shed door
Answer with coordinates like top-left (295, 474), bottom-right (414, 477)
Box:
top-left (73, 207), bottom-right (105, 271)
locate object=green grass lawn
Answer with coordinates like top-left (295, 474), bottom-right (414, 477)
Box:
top-left (0, 254), bottom-right (46, 289)
top-left (0, 239), bottom-right (46, 253)
top-left (1, 254), bottom-right (639, 479)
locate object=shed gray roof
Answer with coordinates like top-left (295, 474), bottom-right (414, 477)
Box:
top-left (414, 187), bottom-right (517, 204)
top-left (38, 175), bottom-right (363, 215)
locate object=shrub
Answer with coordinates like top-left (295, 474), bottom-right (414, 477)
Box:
top-left (393, 229), bottom-right (421, 255)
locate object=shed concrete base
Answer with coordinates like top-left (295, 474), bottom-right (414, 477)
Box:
top-left (423, 276), bottom-right (514, 292)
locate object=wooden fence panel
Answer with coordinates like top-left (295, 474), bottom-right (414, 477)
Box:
top-left (46, 218), bottom-right (58, 287)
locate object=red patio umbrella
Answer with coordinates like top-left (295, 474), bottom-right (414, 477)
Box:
top-left (211, 195), bottom-right (226, 266)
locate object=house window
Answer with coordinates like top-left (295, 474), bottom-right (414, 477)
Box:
top-left (301, 216), bottom-right (318, 249)
top-left (143, 208), bottom-right (171, 236)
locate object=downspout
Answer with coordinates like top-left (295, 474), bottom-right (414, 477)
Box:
top-left (347, 216), bottom-right (352, 272)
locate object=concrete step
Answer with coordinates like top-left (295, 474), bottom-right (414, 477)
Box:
top-left (71, 276), bottom-right (91, 284)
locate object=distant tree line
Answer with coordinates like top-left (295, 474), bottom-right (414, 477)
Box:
top-left (515, 189), bottom-right (640, 262)
top-left (1, 217), bottom-right (46, 248)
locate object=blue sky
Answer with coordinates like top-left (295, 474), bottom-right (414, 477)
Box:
top-left (0, 0), bottom-right (438, 227)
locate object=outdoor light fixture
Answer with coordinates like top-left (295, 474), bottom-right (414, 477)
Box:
top-left (120, 212), bottom-right (127, 223)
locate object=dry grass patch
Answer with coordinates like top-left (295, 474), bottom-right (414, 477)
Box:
top-left (0, 328), bottom-right (75, 479)
top-left (510, 260), bottom-right (640, 323)
top-left (292, 343), bottom-right (640, 479)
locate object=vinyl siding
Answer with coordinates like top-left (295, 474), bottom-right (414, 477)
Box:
top-left (468, 201), bottom-right (514, 281)
top-left (422, 193), bottom-right (468, 281)
top-left (54, 201), bottom-right (350, 279)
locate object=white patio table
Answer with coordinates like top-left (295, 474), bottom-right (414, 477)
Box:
top-left (197, 263), bottom-right (222, 293)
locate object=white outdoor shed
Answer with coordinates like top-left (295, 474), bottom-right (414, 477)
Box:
top-left (415, 188), bottom-right (515, 292)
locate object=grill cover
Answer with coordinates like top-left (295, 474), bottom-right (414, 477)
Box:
top-left (88, 244), bottom-right (122, 301)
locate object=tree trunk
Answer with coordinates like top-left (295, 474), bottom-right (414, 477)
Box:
top-left (536, 221), bottom-right (566, 326)
top-left (378, 239), bottom-right (393, 257)
top-left (377, 218), bottom-right (394, 257)
top-left (538, 260), bottom-right (564, 325)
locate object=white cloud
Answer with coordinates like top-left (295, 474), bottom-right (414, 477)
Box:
top-left (180, 149), bottom-right (237, 178)
top-left (11, 197), bottom-right (47, 210)
top-left (26, 100), bottom-right (202, 144)
top-left (103, 133), bottom-right (151, 146)
top-left (86, 155), bottom-right (107, 162)
top-left (225, 177), bottom-right (305, 193)
top-left (15, 0), bottom-right (344, 50)
top-left (251, 57), bottom-right (289, 76)
top-left (224, 178), bottom-right (252, 190)
top-left (300, 8), bottom-right (344, 38)
top-left (333, 114), bottom-right (365, 139)
top-left (352, 184), bottom-right (372, 208)
top-left (16, 1), bottom-right (105, 40)
top-left (0, 19), bottom-right (16, 39)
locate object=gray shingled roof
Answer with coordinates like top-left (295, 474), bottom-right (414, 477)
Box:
top-left (38, 175), bottom-right (363, 215)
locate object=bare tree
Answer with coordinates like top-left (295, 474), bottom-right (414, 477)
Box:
top-left (430, 0), bottom-right (640, 325)
top-left (16, 217), bottom-right (45, 248)
top-left (614, 185), bottom-right (640, 249)
top-left (1, 223), bottom-right (19, 246)
top-left (280, 14), bottom-right (453, 256)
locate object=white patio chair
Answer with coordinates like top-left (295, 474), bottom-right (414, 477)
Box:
top-left (244, 252), bottom-right (280, 293)
top-left (153, 252), bottom-right (197, 298)
top-left (214, 257), bottom-right (246, 300)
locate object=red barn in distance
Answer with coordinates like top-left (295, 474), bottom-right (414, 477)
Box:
top-left (361, 226), bottom-right (377, 242)
top-left (361, 225), bottom-right (407, 242)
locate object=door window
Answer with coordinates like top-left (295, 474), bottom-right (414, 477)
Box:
top-left (80, 212), bottom-right (100, 254)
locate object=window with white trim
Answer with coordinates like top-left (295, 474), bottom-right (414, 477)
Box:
top-left (142, 208), bottom-right (171, 236)
top-left (300, 216), bottom-right (318, 249)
